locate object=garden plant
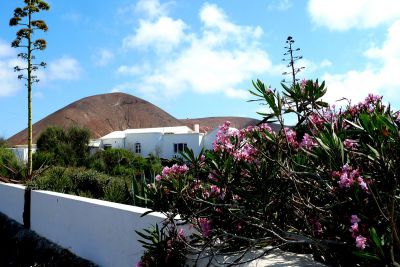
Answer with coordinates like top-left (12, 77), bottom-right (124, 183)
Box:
top-left (137, 40), bottom-right (400, 267)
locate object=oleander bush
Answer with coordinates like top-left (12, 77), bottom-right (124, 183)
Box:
top-left (138, 79), bottom-right (400, 267)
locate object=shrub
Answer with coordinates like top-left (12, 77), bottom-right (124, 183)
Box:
top-left (0, 147), bottom-right (25, 180)
top-left (35, 126), bottom-right (90, 167)
top-left (142, 79), bottom-right (400, 266)
top-left (104, 179), bottom-right (133, 205)
top-left (28, 166), bottom-right (147, 206)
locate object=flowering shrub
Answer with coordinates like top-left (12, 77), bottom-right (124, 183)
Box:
top-left (139, 78), bottom-right (400, 266)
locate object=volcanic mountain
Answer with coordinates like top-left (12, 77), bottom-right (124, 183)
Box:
top-left (7, 93), bottom-right (260, 146)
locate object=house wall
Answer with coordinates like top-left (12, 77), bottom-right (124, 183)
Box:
top-left (203, 127), bottom-right (219, 151)
top-left (101, 138), bottom-right (125, 149)
top-left (161, 133), bottom-right (203, 159)
top-left (124, 132), bottom-right (163, 157)
top-left (9, 147), bottom-right (37, 163)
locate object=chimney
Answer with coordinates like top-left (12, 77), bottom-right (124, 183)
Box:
top-left (194, 124), bottom-right (200, 133)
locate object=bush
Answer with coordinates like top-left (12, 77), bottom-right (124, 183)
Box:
top-left (35, 126), bottom-right (90, 168)
top-left (104, 179), bottom-right (133, 205)
top-left (0, 147), bottom-right (25, 180)
top-left (29, 166), bottom-right (141, 206)
top-left (142, 79), bottom-right (400, 266)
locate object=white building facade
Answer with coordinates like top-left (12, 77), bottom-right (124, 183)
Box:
top-left (99, 125), bottom-right (217, 159)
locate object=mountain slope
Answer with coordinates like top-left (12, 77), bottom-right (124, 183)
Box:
top-left (7, 93), bottom-right (183, 146)
top-left (7, 93), bottom-right (261, 146)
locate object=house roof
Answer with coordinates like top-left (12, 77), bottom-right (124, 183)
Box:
top-left (100, 126), bottom-right (197, 140)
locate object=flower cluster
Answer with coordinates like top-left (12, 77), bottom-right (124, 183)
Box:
top-left (213, 121), bottom-right (266, 162)
top-left (347, 94), bottom-right (383, 116)
top-left (350, 215), bottom-right (368, 250)
top-left (284, 128), bottom-right (298, 149)
top-left (332, 164), bottom-right (369, 193)
top-left (155, 164), bottom-right (189, 181)
top-left (300, 133), bottom-right (318, 150)
top-left (343, 139), bottom-right (358, 150)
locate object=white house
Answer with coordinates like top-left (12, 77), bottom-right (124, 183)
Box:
top-left (99, 124), bottom-right (218, 159)
top-left (9, 144), bottom-right (37, 163)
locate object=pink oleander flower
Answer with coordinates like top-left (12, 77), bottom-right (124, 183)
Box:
top-left (178, 228), bottom-right (185, 239)
top-left (284, 128), bottom-right (298, 148)
top-left (210, 185), bottom-right (221, 196)
top-left (300, 133), bottom-right (318, 150)
top-left (157, 164), bottom-right (189, 181)
top-left (355, 235), bottom-right (368, 250)
top-left (213, 121), bottom-right (260, 163)
top-left (198, 218), bottom-right (212, 237)
top-left (351, 215), bottom-right (361, 224)
top-left (333, 164), bottom-right (369, 193)
top-left (343, 139), bottom-right (358, 150)
top-left (202, 190), bottom-right (210, 199)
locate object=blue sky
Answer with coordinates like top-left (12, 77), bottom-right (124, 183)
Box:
top-left (1, 0), bottom-right (400, 138)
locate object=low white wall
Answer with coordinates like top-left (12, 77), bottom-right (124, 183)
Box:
top-left (0, 182), bottom-right (25, 224)
top-left (30, 190), bottom-right (166, 267)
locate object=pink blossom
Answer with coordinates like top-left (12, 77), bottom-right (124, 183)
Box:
top-left (300, 133), bottom-right (318, 150)
top-left (357, 177), bottom-right (369, 192)
top-left (202, 190), bottom-right (210, 199)
top-left (355, 235), bottom-right (368, 250)
top-left (343, 139), bottom-right (358, 150)
top-left (210, 185), bottom-right (221, 196)
top-left (157, 164), bottom-right (189, 181)
top-left (333, 165), bottom-right (368, 192)
top-left (284, 128), bottom-right (298, 148)
top-left (198, 218), bottom-right (212, 237)
top-left (178, 228), bottom-right (185, 239)
top-left (351, 215), bottom-right (361, 224)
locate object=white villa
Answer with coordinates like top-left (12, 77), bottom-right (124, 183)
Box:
top-left (10, 124), bottom-right (222, 162)
top-left (99, 124), bottom-right (219, 159)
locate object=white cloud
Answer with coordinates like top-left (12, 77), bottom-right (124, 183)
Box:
top-left (268, 0), bottom-right (293, 11)
top-left (134, 0), bottom-right (172, 19)
top-left (308, 0), bottom-right (400, 31)
top-left (0, 40), bottom-right (21, 97)
top-left (48, 56), bottom-right (82, 81)
top-left (322, 20), bottom-right (400, 105)
top-left (116, 64), bottom-right (149, 75)
top-left (123, 16), bottom-right (187, 53)
top-left (117, 3), bottom-right (273, 100)
top-left (93, 49), bottom-right (114, 66)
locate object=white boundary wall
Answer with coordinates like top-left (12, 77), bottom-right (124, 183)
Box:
top-left (0, 183), bottom-right (325, 267)
top-left (0, 183), bottom-right (166, 267)
top-left (0, 182), bottom-right (25, 224)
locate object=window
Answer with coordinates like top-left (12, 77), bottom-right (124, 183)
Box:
top-left (174, 143), bottom-right (187, 153)
top-left (135, 142), bottom-right (141, 154)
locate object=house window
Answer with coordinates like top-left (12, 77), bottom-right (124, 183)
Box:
top-left (104, 144), bottom-right (112, 150)
top-left (174, 143), bottom-right (187, 153)
top-left (135, 142), bottom-right (141, 154)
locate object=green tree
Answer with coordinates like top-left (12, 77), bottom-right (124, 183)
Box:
top-left (35, 126), bottom-right (90, 167)
top-left (10, 0), bottom-right (50, 178)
